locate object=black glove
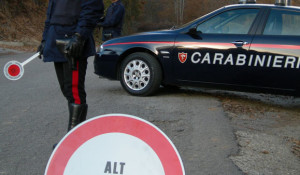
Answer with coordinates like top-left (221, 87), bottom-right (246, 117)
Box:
top-left (97, 16), bottom-right (105, 28)
top-left (99, 16), bottom-right (105, 22)
top-left (65, 33), bottom-right (85, 59)
top-left (37, 40), bottom-right (45, 59)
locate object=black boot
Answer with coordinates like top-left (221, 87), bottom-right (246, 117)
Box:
top-left (52, 104), bottom-right (87, 150)
top-left (68, 103), bottom-right (88, 131)
top-left (79, 104), bottom-right (88, 123)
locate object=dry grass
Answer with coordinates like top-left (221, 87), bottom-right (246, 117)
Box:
top-left (0, 1), bottom-right (46, 43)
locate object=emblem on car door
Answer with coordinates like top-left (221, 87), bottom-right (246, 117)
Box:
top-left (178, 52), bottom-right (188, 63)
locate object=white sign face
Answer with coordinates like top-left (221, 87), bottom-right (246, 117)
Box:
top-left (45, 114), bottom-right (185, 175)
top-left (64, 133), bottom-right (164, 175)
top-left (3, 61), bottom-right (24, 80)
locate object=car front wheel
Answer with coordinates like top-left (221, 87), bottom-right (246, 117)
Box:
top-left (120, 52), bottom-right (162, 96)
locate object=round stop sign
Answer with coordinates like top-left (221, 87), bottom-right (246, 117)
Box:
top-left (45, 114), bottom-right (185, 175)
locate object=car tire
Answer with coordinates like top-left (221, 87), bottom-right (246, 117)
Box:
top-left (120, 52), bottom-right (162, 96)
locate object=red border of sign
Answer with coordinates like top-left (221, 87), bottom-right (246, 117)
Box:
top-left (45, 114), bottom-right (185, 175)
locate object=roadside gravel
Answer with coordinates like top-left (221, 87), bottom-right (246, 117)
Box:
top-left (221, 93), bottom-right (300, 175)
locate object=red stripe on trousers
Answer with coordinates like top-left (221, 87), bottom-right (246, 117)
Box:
top-left (72, 62), bottom-right (81, 104)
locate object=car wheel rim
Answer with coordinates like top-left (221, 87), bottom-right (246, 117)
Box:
top-left (124, 60), bottom-right (150, 91)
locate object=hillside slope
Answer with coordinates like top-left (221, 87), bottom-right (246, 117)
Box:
top-left (0, 0), bottom-right (47, 50)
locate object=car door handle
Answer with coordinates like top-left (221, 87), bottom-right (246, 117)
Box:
top-left (232, 41), bottom-right (249, 46)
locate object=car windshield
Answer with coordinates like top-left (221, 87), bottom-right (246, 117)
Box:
top-left (175, 7), bottom-right (224, 29)
top-left (197, 8), bottom-right (259, 34)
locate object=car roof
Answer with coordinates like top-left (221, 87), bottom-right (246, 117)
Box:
top-left (177, 3), bottom-right (300, 32)
top-left (225, 3), bottom-right (300, 10)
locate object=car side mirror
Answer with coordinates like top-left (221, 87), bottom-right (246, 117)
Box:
top-left (188, 27), bottom-right (202, 40)
top-left (188, 27), bottom-right (201, 35)
top-left (188, 27), bottom-right (197, 35)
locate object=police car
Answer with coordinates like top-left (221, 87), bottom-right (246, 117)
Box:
top-left (94, 0), bottom-right (300, 96)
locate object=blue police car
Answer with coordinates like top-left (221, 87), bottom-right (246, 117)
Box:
top-left (94, 0), bottom-right (300, 96)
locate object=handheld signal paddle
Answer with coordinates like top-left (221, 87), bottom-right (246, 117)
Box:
top-left (3, 52), bottom-right (40, 81)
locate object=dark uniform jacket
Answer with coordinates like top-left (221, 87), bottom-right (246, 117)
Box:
top-left (99, 0), bottom-right (125, 40)
top-left (42, 0), bottom-right (104, 62)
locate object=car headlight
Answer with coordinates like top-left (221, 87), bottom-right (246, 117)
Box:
top-left (96, 45), bottom-right (104, 53)
top-left (100, 45), bottom-right (104, 52)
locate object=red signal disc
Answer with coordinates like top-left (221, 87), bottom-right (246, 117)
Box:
top-left (8, 64), bottom-right (21, 77)
top-left (4, 61), bottom-right (24, 80)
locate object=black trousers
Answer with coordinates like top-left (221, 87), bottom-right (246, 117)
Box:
top-left (54, 60), bottom-right (87, 104)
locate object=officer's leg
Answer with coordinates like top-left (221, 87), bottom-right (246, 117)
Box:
top-left (63, 59), bottom-right (88, 131)
top-left (54, 62), bottom-right (67, 98)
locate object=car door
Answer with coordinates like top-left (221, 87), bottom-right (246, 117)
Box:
top-left (173, 7), bottom-right (261, 87)
top-left (249, 8), bottom-right (300, 92)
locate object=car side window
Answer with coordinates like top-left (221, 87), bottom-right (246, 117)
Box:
top-left (197, 9), bottom-right (259, 34)
top-left (263, 9), bottom-right (300, 36)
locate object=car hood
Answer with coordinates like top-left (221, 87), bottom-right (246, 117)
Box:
top-left (135, 29), bottom-right (177, 35)
top-left (103, 29), bottom-right (178, 45)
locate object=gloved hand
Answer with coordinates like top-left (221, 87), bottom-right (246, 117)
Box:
top-left (99, 15), bottom-right (105, 22)
top-left (37, 40), bottom-right (45, 59)
top-left (65, 33), bottom-right (85, 59)
top-left (97, 16), bottom-right (105, 28)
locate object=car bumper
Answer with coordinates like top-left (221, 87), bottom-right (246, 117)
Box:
top-left (94, 53), bottom-right (119, 80)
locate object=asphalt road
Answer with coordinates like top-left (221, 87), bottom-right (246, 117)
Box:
top-left (0, 50), bottom-right (243, 175)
